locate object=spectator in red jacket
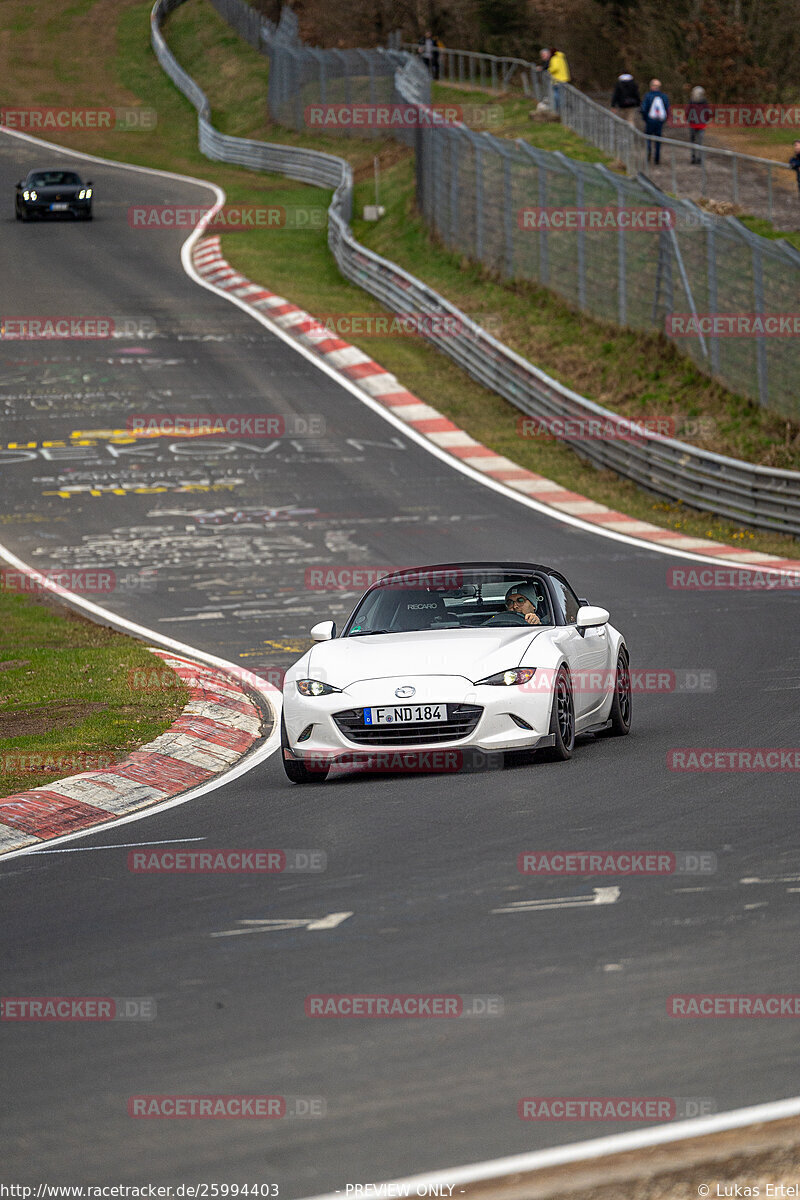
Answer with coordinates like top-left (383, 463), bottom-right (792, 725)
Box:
top-left (688, 85), bottom-right (709, 164)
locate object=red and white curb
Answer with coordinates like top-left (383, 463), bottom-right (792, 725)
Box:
top-left (0, 650), bottom-right (265, 857)
top-left (193, 234), bottom-right (800, 574)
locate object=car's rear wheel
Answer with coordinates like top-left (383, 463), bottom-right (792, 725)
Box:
top-left (542, 666), bottom-right (575, 761)
top-left (604, 649), bottom-right (632, 736)
top-left (281, 715), bottom-right (329, 783)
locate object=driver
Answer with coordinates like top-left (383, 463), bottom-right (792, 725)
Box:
top-left (483, 583), bottom-right (543, 626)
top-left (504, 584), bottom-right (542, 625)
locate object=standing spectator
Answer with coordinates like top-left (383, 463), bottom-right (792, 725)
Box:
top-left (611, 72), bottom-right (641, 125)
top-left (641, 78), bottom-right (670, 165)
top-left (431, 35), bottom-right (443, 81)
top-left (546, 47), bottom-right (571, 115)
top-left (688, 85), bottom-right (708, 164)
top-left (790, 140), bottom-right (800, 198)
top-left (418, 30), bottom-right (434, 75)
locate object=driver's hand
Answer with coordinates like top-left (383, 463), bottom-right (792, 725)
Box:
top-left (524, 612), bottom-right (541, 625)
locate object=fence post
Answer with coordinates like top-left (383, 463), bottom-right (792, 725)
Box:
top-left (617, 185), bottom-right (627, 325)
top-left (751, 240), bottom-right (769, 407)
top-left (450, 130), bottom-right (459, 247)
top-left (732, 154), bottom-right (739, 206)
top-left (576, 173), bottom-right (587, 310)
top-left (417, 123), bottom-right (429, 217)
top-left (474, 136), bottom-right (484, 260)
top-left (705, 218), bottom-right (720, 376)
top-left (498, 144), bottom-right (515, 279)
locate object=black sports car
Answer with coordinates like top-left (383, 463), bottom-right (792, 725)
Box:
top-left (15, 169), bottom-right (93, 221)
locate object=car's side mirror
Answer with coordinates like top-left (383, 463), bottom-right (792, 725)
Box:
top-left (576, 605), bottom-right (610, 630)
top-left (86, 180), bottom-right (93, 186)
top-left (15, 181), bottom-right (23, 189)
top-left (310, 620), bottom-right (335, 642)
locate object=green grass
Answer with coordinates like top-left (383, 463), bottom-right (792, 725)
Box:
top-left (0, 590), bottom-right (188, 797)
top-left (431, 83), bottom-right (612, 161)
top-left (738, 214), bottom-right (800, 251)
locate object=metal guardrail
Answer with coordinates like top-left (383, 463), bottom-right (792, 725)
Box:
top-left (403, 43), bottom-right (538, 96)
top-left (151, 0), bottom-right (800, 538)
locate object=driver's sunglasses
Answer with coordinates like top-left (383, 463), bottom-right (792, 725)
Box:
top-left (506, 595), bottom-right (527, 608)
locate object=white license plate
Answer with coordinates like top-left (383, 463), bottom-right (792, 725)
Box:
top-left (365, 704), bottom-right (446, 725)
top-left (50, 203), bottom-right (69, 211)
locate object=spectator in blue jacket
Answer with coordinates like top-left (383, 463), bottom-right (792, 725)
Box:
top-left (641, 79), bottom-right (670, 165)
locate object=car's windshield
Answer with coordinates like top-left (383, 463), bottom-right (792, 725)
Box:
top-left (28, 172), bottom-right (82, 187)
top-left (344, 570), bottom-right (553, 635)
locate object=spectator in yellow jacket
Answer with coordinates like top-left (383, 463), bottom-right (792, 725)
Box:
top-left (546, 48), bottom-right (571, 113)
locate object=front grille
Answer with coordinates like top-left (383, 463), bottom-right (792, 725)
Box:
top-left (333, 705), bottom-right (482, 746)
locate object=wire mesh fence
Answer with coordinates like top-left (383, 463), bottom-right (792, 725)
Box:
top-left (260, 17), bottom-right (800, 420)
top-left (414, 124), bottom-right (800, 419)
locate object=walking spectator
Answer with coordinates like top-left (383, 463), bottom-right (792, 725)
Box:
top-left (688, 85), bottom-right (708, 163)
top-left (546, 47), bottom-right (571, 115)
top-left (418, 30), bottom-right (434, 75)
top-left (611, 72), bottom-right (641, 125)
top-left (641, 78), bottom-right (670, 165)
top-left (790, 140), bottom-right (800, 198)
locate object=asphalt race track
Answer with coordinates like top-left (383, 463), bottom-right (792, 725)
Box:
top-left (1, 132), bottom-right (799, 1196)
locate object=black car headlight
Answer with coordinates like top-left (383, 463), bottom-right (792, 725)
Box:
top-left (296, 679), bottom-right (341, 697)
top-left (474, 668), bottom-right (536, 686)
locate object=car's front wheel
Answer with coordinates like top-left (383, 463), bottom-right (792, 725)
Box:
top-left (281, 715), bottom-right (329, 784)
top-left (542, 665), bottom-right (575, 761)
top-left (604, 648), bottom-right (632, 736)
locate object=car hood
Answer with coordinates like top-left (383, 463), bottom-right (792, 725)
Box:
top-left (306, 627), bottom-right (546, 687)
top-left (28, 184), bottom-right (82, 196)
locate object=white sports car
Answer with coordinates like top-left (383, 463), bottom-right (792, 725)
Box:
top-left (281, 562), bottom-right (631, 783)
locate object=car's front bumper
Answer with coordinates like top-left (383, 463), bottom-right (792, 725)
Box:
top-left (283, 673), bottom-right (555, 763)
top-left (18, 199), bottom-right (91, 217)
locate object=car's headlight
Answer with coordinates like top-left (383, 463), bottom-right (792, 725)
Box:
top-left (24, 190), bottom-right (36, 200)
top-left (474, 668), bottom-right (537, 686)
top-left (78, 189), bottom-right (92, 199)
top-left (296, 679), bottom-right (341, 697)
